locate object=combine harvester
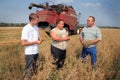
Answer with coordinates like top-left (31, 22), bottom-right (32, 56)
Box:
top-left (29, 2), bottom-right (82, 34)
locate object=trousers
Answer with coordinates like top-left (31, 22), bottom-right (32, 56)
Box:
top-left (82, 46), bottom-right (97, 64)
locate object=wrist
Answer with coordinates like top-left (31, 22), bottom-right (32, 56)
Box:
top-left (62, 37), bottom-right (65, 41)
top-left (33, 41), bottom-right (37, 44)
top-left (90, 40), bottom-right (94, 44)
top-left (81, 40), bottom-right (84, 44)
top-left (62, 37), bottom-right (64, 41)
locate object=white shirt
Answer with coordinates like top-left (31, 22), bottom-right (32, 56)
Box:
top-left (21, 24), bottom-right (39, 55)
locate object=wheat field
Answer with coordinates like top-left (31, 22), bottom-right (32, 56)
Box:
top-left (0, 27), bottom-right (120, 80)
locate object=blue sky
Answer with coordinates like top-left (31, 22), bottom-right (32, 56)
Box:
top-left (0, 0), bottom-right (120, 27)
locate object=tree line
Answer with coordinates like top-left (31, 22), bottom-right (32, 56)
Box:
top-left (0, 22), bottom-right (26, 27)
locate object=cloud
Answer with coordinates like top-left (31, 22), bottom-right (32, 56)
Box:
top-left (79, 2), bottom-right (101, 8)
top-left (52, 0), bottom-right (75, 4)
top-left (28, 0), bottom-right (75, 5)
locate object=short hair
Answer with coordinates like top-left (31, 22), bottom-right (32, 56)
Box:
top-left (89, 16), bottom-right (95, 22)
top-left (56, 19), bottom-right (64, 25)
top-left (29, 13), bottom-right (39, 21)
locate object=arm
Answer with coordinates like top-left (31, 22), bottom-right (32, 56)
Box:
top-left (38, 37), bottom-right (44, 43)
top-left (50, 30), bottom-right (70, 42)
top-left (80, 37), bottom-right (100, 47)
top-left (21, 27), bottom-right (44, 46)
top-left (79, 29), bottom-right (84, 44)
top-left (91, 28), bottom-right (102, 44)
top-left (91, 38), bottom-right (100, 45)
top-left (21, 40), bottom-right (42, 46)
top-left (79, 36), bottom-right (84, 44)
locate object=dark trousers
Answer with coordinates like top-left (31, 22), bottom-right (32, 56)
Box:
top-left (51, 45), bottom-right (66, 69)
top-left (25, 54), bottom-right (39, 70)
top-left (23, 54), bottom-right (39, 78)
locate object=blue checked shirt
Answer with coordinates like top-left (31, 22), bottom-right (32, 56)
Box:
top-left (80, 25), bottom-right (102, 48)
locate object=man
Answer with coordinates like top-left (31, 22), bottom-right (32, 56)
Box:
top-left (21, 13), bottom-right (43, 79)
top-left (50, 19), bottom-right (70, 70)
top-left (80, 16), bottom-right (102, 70)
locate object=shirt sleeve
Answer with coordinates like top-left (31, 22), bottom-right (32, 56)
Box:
top-left (96, 28), bottom-right (102, 40)
top-left (36, 26), bottom-right (40, 38)
top-left (21, 28), bottom-right (28, 40)
top-left (80, 28), bottom-right (84, 38)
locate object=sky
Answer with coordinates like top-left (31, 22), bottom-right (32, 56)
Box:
top-left (0, 0), bottom-right (120, 27)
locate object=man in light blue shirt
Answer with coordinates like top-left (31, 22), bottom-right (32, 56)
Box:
top-left (80, 16), bottom-right (102, 70)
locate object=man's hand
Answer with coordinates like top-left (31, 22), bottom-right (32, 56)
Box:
top-left (21, 37), bottom-right (44, 46)
top-left (63, 36), bottom-right (70, 41)
top-left (82, 40), bottom-right (92, 47)
top-left (37, 37), bottom-right (44, 44)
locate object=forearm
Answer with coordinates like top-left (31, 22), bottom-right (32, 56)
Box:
top-left (52, 37), bottom-right (65, 42)
top-left (21, 40), bottom-right (37, 46)
top-left (91, 38), bottom-right (100, 44)
top-left (38, 37), bottom-right (44, 44)
top-left (51, 31), bottom-right (70, 42)
top-left (80, 36), bottom-right (83, 44)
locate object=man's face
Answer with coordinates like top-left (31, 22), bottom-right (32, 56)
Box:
top-left (87, 17), bottom-right (94, 27)
top-left (32, 17), bottom-right (39, 25)
top-left (57, 21), bottom-right (64, 29)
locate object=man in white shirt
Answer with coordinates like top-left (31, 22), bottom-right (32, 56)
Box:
top-left (21, 13), bottom-right (43, 79)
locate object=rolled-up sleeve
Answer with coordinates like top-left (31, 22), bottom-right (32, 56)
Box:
top-left (80, 28), bottom-right (84, 38)
top-left (21, 28), bottom-right (28, 40)
top-left (96, 29), bottom-right (102, 40)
